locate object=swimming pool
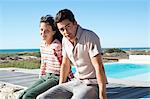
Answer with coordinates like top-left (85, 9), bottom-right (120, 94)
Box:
top-left (104, 63), bottom-right (150, 79)
top-left (71, 63), bottom-right (150, 81)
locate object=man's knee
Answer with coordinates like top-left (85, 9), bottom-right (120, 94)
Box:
top-left (72, 87), bottom-right (98, 99)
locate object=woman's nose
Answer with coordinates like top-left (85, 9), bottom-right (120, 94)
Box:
top-left (41, 30), bottom-right (46, 35)
top-left (41, 32), bottom-right (45, 37)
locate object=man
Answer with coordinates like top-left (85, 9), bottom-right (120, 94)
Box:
top-left (37, 9), bottom-right (106, 99)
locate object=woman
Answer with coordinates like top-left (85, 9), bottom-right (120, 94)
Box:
top-left (18, 15), bottom-right (73, 99)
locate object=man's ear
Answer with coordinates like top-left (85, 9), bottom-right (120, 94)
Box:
top-left (73, 21), bottom-right (77, 25)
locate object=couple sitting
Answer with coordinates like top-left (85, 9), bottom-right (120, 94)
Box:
top-left (19, 9), bottom-right (107, 99)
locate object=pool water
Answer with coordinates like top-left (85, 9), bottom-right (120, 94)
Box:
top-left (71, 63), bottom-right (150, 79)
top-left (104, 63), bottom-right (150, 78)
top-left (71, 67), bottom-right (77, 74)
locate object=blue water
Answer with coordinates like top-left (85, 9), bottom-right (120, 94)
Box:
top-left (71, 63), bottom-right (150, 79)
top-left (71, 67), bottom-right (77, 74)
top-left (119, 47), bottom-right (150, 51)
top-left (104, 63), bottom-right (150, 78)
top-left (0, 47), bottom-right (149, 53)
top-left (0, 49), bottom-right (40, 53)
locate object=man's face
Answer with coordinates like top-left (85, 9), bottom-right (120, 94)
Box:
top-left (57, 19), bottom-right (77, 42)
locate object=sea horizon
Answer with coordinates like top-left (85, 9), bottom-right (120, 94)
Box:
top-left (0, 47), bottom-right (150, 53)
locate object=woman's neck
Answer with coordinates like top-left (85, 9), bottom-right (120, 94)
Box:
top-left (45, 38), bottom-right (53, 46)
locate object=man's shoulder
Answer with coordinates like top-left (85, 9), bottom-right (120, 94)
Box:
top-left (81, 27), bottom-right (99, 40)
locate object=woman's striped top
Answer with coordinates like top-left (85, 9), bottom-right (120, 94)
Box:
top-left (40, 39), bottom-right (62, 76)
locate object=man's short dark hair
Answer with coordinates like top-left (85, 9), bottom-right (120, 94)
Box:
top-left (55, 9), bottom-right (76, 23)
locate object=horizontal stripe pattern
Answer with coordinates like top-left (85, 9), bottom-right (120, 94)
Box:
top-left (40, 39), bottom-right (62, 76)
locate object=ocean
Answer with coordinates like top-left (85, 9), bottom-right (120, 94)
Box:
top-left (0, 47), bottom-right (150, 53)
top-left (0, 49), bottom-right (40, 53)
top-left (119, 47), bottom-right (150, 51)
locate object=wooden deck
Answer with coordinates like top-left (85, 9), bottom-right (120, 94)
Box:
top-left (0, 70), bottom-right (149, 99)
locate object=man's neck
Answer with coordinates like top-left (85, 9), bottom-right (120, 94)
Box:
top-left (70, 37), bottom-right (77, 47)
top-left (69, 25), bottom-right (78, 45)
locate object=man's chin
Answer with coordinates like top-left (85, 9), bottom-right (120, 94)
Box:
top-left (67, 38), bottom-right (73, 41)
top-left (65, 37), bottom-right (70, 40)
top-left (66, 36), bottom-right (73, 40)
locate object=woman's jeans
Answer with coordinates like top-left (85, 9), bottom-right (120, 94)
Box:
top-left (18, 73), bottom-right (59, 99)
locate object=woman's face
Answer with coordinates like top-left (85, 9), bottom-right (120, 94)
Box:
top-left (40, 22), bottom-right (54, 42)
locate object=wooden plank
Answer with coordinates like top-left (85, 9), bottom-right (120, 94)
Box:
top-left (0, 70), bottom-right (149, 98)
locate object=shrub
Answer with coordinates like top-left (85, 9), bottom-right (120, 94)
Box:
top-left (17, 52), bottom-right (41, 57)
top-left (0, 60), bottom-right (40, 69)
top-left (104, 48), bottom-right (126, 53)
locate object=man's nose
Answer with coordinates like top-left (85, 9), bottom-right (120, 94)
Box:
top-left (64, 28), bottom-right (70, 34)
top-left (63, 30), bottom-right (69, 36)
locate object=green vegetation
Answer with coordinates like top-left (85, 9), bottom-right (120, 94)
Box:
top-left (0, 60), bottom-right (40, 69)
top-left (0, 52), bottom-right (41, 69)
top-left (0, 53), bottom-right (16, 59)
top-left (17, 52), bottom-right (41, 57)
top-left (104, 48), bottom-right (126, 53)
top-left (0, 52), bottom-right (40, 58)
top-left (129, 50), bottom-right (150, 55)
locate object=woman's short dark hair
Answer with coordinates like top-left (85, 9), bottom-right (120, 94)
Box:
top-left (40, 15), bottom-right (63, 42)
top-left (55, 9), bottom-right (76, 23)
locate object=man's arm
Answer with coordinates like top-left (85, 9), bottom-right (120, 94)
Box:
top-left (91, 54), bottom-right (106, 99)
top-left (59, 56), bottom-right (71, 84)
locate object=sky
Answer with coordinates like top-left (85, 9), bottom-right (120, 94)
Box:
top-left (0, 0), bottom-right (149, 49)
